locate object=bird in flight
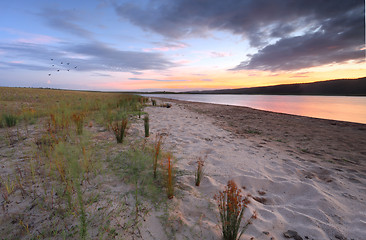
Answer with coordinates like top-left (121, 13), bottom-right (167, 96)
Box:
top-left (48, 58), bottom-right (79, 76)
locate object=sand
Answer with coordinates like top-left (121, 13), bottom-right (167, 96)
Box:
top-left (1, 98), bottom-right (365, 239)
top-left (138, 98), bottom-right (366, 239)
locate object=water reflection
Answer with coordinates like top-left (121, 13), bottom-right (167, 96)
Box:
top-left (143, 94), bottom-right (366, 124)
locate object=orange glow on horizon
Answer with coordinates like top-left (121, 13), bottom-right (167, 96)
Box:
top-left (93, 61), bottom-right (366, 91)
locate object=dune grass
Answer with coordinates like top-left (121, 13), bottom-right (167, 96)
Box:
top-left (215, 180), bottom-right (257, 240)
top-left (0, 87), bottom-right (156, 239)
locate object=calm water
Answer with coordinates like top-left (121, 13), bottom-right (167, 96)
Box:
top-left (143, 94), bottom-right (366, 124)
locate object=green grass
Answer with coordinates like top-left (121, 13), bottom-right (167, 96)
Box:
top-left (0, 87), bottom-right (153, 239)
top-left (3, 113), bottom-right (17, 127)
top-left (144, 115), bottom-right (149, 137)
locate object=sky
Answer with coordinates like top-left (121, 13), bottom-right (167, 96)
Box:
top-left (0, 0), bottom-right (365, 91)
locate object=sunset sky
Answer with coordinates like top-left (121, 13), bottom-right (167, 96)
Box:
top-left (0, 0), bottom-right (365, 91)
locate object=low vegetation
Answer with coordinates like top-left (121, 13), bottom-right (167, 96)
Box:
top-left (144, 114), bottom-right (149, 137)
top-left (195, 157), bottom-right (205, 186)
top-left (0, 88), bottom-right (257, 239)
top-left (215, 180), bottom-right (257, 240)
top-left (0, 87), bottom-right (178, 239)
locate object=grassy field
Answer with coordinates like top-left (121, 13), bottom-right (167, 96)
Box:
top-left (0, 87), bottom-right (176, 239)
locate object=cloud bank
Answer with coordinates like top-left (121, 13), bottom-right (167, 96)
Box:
top-left (0, 41), bottom-right (175, 73)
top-left (115, 0), bottom-right (365, 71)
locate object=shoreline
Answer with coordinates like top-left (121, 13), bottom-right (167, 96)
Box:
top-left (143, 94), bottom-right (366, 125)
top-left (154, 97), bottom-right (366, 167)
top-left (144, 99), bottom-right (366, 239)
top-left (1, 91), bottom-right (365, 239)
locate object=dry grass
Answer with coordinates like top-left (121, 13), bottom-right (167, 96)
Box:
top-left (215, 180), bottom-right (257, 240)
top-left (153, 134), bottom-right (163, 179)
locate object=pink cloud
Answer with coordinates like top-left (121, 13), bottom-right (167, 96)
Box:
top-left (1, 28), bottom-right (59, 44)
top-left (210, 51), bottom-right (232, 58)
top-left (143, 42), bottom-right (188, 52)
top-left (17, 35), bottom-right (59, 44)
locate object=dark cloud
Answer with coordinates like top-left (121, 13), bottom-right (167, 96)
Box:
top-left (0, 60), bottom-right (49, 71)
top-left (38, 8), bottom-right (93, 38)
top-left (91, 72), bottom-right (112, 77)
top-left (233, 7), bottom-right (365, 71)
top-left (68, 42), bottom-right (175, 71)
top-left (0, 41), bottom-right (175, 73)
top-left (115, 0), bottom-right (364, 71)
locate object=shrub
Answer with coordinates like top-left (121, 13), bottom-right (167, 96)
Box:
top-left (144, 115), bottom-right (149, 137)
top-left (111, 117), bottom-right (128, 143)
top-left (3, 114), bottom-right (17, 127)
top-left (214, 180), bottom-right (256, 240)
top-left (195, 157), bottom-right (205, 186)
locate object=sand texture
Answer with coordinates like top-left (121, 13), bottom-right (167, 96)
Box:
top-left (1, 98), bottom-right (366, 239)
top-left (140, 99), bottom-right (366, 239)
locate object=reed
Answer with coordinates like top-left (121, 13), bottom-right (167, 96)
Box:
top-left (153, 134), bottom-right (163, 178)
top-left (214, 180), bottom-right (256, 240)
top-left (195, 157), bottom-right (205, 186)
top-left (144, 115), bottom-right (149, 137)
top-left (111, 117), bottom-right (128, 143)
top-left (72, 112), bottom-right (84, 135)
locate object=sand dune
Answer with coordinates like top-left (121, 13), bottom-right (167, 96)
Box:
top-left (135, 99), bottom-right (366, 239)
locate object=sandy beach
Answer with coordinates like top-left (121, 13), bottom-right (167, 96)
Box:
top-left (138, 98), bottom-right (366, 239)
top-left (1, 96), bottom-right (366, 239)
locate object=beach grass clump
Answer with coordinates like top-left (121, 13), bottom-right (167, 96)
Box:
top-left (3, 113), bottom-right (17, 127)
top-left (215, 180), bottom-right (257, 240)
top-left (153, 134), bottom-right (163, 178)
top-left (144, 115), bottom-right (149, 137)
top-left (72, 112), bottom-right (85, 135)
top-left (111, 117), bottom-right (128, 143)
top-left (195, 157), bottom-right (205, 186)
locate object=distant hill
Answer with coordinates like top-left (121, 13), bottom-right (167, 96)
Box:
top-left (187, 77), bottom-right (366, 96)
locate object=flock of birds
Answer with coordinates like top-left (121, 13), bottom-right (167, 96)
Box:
top-left (48, 58), bottom-right (78, 76)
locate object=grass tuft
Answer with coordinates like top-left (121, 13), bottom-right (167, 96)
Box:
top-left (214, 180), bottom-right (257, 240)
top-left (195, 157), bottom-right (205, 186)
top-left (72, 112), bottom-right (85, 135)
top-left (153, 134), bottom-right (163, 178)
top-left (3, 113), bottom-right (17, 127)
top-left (144, 115), bottom-right (149, 137)
top-left (111, 117), bottom-right (128, 143)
